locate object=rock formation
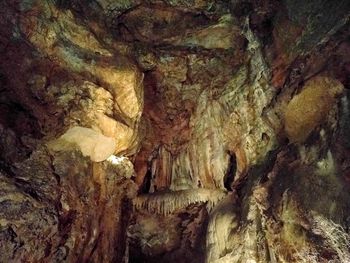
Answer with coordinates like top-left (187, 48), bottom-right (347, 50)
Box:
top-left (0, 0), bottom-right (349, 262)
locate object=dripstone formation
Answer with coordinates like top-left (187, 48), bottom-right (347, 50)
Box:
top-left (0, 0), bottom-right (349, 262)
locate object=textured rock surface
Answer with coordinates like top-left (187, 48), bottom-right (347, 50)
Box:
top-left (0, 147), bottom-right (137, 262)
top-left (0, 0), bottom-right (350, 262)
top-left (129, 204), bottom-right (208, 263)
top-left (284, 76), bottom-right (344, 143)
top-left (48, 126), bottom-right (117, 162)
top-left (0, 0), bottom-right (141, 262)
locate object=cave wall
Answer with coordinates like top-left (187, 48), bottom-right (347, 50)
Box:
top-left (0, 0), bottom-right (143, 261)
top-left (0, 0), bottom-right (349, 262)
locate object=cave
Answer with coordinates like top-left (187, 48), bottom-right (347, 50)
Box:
top-left (0, 0), bottom-right (350, 262)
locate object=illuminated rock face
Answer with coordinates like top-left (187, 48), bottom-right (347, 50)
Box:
top-left (134, 15), bottom-right (276, 193)
top-left (0, 0), bottom-right (350, 263)
top-left (0, 0), bottom-right (144, 155)
top-left (48, 126), bottom-right (117, 162)
top-left (284, 76), bottom-right (344, 143)
top-left (0, 0), bottom-right (142, 261)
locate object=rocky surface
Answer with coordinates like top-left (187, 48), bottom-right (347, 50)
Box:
top-left (0, 146), bottom-right (137, 262)
top-left (0, 0), bottom-right (349, 262)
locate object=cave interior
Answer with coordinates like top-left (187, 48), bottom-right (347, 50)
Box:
top-left (0, 0), bottom-right (350, 262)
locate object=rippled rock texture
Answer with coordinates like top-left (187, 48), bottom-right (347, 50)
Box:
top-left (0, 0), bottom-right (350, 262)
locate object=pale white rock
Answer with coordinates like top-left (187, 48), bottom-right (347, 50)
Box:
top-left (48, 126), bottom-right (116, 162)
top-left (205, 194), bottom-right (238, 263)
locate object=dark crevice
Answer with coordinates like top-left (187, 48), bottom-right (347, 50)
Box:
top-left (139, 168), bottom-right (152, 194)
top-left (224, 152), bottom-right (237, 191)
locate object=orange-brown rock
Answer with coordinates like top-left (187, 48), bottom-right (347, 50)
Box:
top-left (284, 76), bottom-right (344, 143)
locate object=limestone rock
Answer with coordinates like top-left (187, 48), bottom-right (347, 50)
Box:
top-left (48, 126), bottom-right (116, 162)
top-left (205, 194), bottom-right (239, 263)
top-left (0, 146), bottom-right (137, 262)
top-left (284, 76), bottom-right (344, 143)
top-left (129, 204), bottom-right (208, 263)
top-left (0, 0), bottom-right (350, 262)
top-left (12, 0), bottom-right (144, 150)
top-left (168, 15), bottom-right (245, 50)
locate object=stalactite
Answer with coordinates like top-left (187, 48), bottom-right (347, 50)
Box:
top-left (133, 188), bottom-right (227, 215)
